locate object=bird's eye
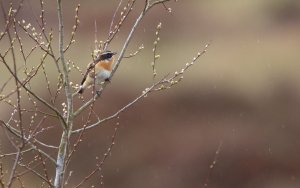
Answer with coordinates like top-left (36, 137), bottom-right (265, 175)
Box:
top-left (106, 53), bottom-right (112, 58)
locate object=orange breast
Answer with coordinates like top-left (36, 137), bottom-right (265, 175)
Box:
top-left (96, 60), bottom-right (113, 71)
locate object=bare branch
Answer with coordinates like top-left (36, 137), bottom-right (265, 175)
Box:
top-left (7, 148), bottom-right (21, 188)
top-left (202, 141), bottom-right (223, 188)
top-left (103, 0), bottom-right (137, 50)
top-left (148, 0), bottom-right (171, 10)
top-left (74, 8), bottom-right (145, 117)
top-left (25, 0), bottom-right (63, 75)
top-left (103, 0), bottom-right (124, 50)
top-left (73, 78), bottom-right (161, 134)
top-left (0, 0), bottom-right (25, 41)
top-left (55, 0), bottom-right (76, 187)
top-left (0, 120), bottom-right (57, 164)
top-left (17, 161), bottom-right (54, 187)
top-left (63, 4), bottom-right (80, 53)
top-left (109, 0), bottom-right (123, 36)
top-left (0, 1), bottom-right (25, 143)
top-left (0, 54), bottom-right (67, 130)
top-left (73, 123), bottom-right (119, 188)
top-left (151, 22), bottom-right (162, 79)
top-left (123, 44), bottom-right (144, 58)
top-left (74, 0), bottom-right (174, 119)
top-left (0, 1), bottom-right (209, 187)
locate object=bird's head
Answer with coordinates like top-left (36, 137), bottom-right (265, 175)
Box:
top-left (97, 51), bottom-right (117, 62)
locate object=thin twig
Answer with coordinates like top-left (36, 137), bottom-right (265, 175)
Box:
top-left (73, 78), bottom-right (161, 134)
top-left (17, 161), bottom-right (54, 187)
top-left (202, 141), bottom-right (223, 188)
top-left (63, 4), bottom-right (80, 53)
top-left (74, 0), bottom-right (172, 119)
top-left (0, 54), bottom-right (67, 130)
top-left (7, 148), bottom-right (22, 188)
top-left (73, 123), bottom-right (119, 188)
top-left (1, 0), bottom-right (25, 144)
top-left (103, 0), bottom-right (124, 50)
top-left (103, 0), bottom-right (137, 50)
top-left (0, 121), bottom-right (56, 164)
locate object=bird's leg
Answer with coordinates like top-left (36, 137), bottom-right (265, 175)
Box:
top-left (96, 90), bottom-right (101, 96)
top-left (96, 78), bottom-right (110, 95)
top-left (104, 78), bottom-right (111, 83)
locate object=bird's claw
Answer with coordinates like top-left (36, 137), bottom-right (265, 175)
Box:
top-left (105, 78), bottom-right (111, 83)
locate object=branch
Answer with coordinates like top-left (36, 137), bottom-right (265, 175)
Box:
top-left (73, 77), bottom-right (163, 134)
top-left (0, 0), bottom-right (25, 41)
top-left (0, 0), bottom-right (25, 143)
top-left (148, 0), bottom-right (171, 9)
top-left (0, 148), bottom-right (33, 157)
top-left (74, 9), bottom-right (145, 117)
top-left (74, 39), bottom-right (211, 132)
top-left (6, 148), bottom-right (21, 188)
top-left (57, 0), bottom-right (73, 125)
top-left (108, 0), bottom-right (123, 36)
top-left (0, 54), bottom-right (67, 130)
top-left (0, 120), bottom-right (57, 164)
top-left (55, 0), bottom-right (75, 187)
top-left (73, 123), bottom-right (119, 187)
top-left (17, 161), bottom-right (54, 187)
top-left (63, 4), bottom-right (80, 53)
top-left (103, 0), bottom-right (126, 50)
top-left (74, 0), bottom-right (169, 117)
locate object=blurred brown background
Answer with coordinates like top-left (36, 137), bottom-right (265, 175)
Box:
top-left (1, 0), bottom-right (300, 187)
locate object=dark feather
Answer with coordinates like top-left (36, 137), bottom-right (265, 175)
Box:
top-left (80, 61), bottom-right (95, 85)
top-left (78, 87), bottom-right (84, 94)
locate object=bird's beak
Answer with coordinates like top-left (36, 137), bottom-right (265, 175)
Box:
top-left (113, 52), bottom-right (117, 55)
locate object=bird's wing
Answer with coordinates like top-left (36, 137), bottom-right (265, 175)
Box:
top-left (80, 55), bottom-right (106, 85)
top-left (80, 61), bottom-right (97, 85)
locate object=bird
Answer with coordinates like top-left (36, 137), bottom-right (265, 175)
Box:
top-left (77, 50), bottom-right (117, 94)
